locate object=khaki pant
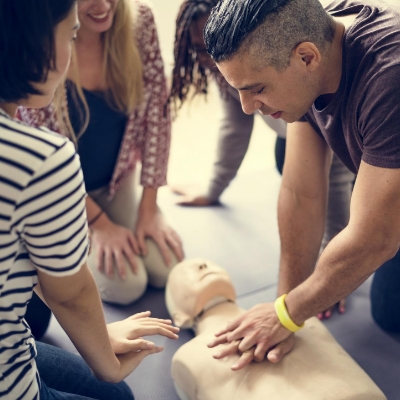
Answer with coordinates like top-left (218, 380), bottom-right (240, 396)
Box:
top-left (88, 172), bottom-right (177, 305)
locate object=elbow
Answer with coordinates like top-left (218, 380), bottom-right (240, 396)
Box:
top-left (364, 233), bottom-right (400, 268)
top-left (379, 241), bottom-right (400, 265)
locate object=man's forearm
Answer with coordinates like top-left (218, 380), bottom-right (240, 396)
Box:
top-left (285, 226), bottom-right (397, 325)
top-left (278, 184), bottom-right (327, 295)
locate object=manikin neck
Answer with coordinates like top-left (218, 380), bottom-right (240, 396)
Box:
top-left (194, 300), bottom-right (242, 336)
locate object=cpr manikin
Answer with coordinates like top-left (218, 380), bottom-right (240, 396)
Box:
top-left (166, 259), bottom-right (386, 400)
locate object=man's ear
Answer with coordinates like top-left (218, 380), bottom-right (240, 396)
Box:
top-left (172, 311), bottom-right (193, 328)
top-left (293, 42), bottom-right (321, 71)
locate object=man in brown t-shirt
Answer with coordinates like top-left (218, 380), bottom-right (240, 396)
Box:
top-left (203, 0), bottom-right (400, 369)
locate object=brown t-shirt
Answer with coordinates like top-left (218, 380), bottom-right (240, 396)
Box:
top-left (300, 0), bottom-right (400, 174)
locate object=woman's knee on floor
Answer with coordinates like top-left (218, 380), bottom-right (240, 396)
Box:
top-left (88, 253), bottom-right (148, 305)
top-left (143, 239), bottom-right (178, 288)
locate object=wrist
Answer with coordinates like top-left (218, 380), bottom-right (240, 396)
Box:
top-left (140, 187), bottom-right (158, 213)
top-left (274, 294), bottom-right (305, 332)
top-left (90, 211), bottom-right (111, 231)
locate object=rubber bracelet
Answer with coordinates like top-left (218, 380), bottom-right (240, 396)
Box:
top-left (88, 210), bottom-right (104, 227)
top-left (274, 294), bottom-right (304, 333)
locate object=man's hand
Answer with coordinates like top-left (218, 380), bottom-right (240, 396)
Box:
top-left (107, 311), bottom-right (180, 354)
top-left (170, 183), bottom-right (216, 206)
top-left (207, 303), bottom-right (294, 370)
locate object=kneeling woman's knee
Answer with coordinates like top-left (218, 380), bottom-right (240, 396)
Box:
top-left (143, 240), bottom-right (178, 288)
top-left (91, 259), bottom-right (148, 305)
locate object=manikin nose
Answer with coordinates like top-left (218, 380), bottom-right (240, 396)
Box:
top-left (199, 264), bottom-right (207, 270)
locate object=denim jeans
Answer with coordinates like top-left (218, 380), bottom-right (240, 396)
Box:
top-left (371, 250), bottom-right (400, 333)
top-left (36, 342), bottom-right (134, 400)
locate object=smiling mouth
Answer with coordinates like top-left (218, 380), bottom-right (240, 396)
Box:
top-left (89, 11), bottom-right (109, 20)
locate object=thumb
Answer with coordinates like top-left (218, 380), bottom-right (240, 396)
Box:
top-left (124, 338), bottom-right (156, 352)
top-left (267, 336), bottom-right (295, 363)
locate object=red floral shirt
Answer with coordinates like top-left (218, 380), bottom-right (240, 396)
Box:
top-left (18, 1), bottom-right (170, 199)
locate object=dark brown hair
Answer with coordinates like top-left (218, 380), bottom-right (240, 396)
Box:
top-left (0, 0), bottom-right (76, 102)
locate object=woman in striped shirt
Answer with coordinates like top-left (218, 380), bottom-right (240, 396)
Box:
top-left (0, 1), bottom-right (178, 399)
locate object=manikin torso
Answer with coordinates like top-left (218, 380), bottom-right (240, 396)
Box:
top-left (171, 300), bottom-right (386, 400)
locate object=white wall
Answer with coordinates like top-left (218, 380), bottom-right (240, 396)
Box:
top-left (147, 0), bottom-right (183, 76)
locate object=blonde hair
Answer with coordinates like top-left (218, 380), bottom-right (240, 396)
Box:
top-left (102, 0), bottom-right (143, 113)
top-left (54, 45), bottom-right (89, 146)
top-left (56, 0), bottom-right (143, 146)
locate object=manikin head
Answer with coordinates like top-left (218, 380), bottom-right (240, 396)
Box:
top-left (166, 259), bottom-right (236, 328)
top-left (204, 0), bottom-right (337, 122)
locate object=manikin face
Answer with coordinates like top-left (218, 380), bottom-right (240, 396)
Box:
top-left (166, 259), bottom-right (236, 328)
top-left (78, 0), bottom-right (119, 34)
top-left (216, 45), bottom-right (321, 123)
top-left (21, 4), bottom-right (80, 109)
top-left (189, 14), bottom-right (216, 71)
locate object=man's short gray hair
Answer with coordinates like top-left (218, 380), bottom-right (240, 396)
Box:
top-left (204, 0), bottom-right (335, 70)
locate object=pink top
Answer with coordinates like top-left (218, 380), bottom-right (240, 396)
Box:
top-left (18, 1), bottom-right (170, 199)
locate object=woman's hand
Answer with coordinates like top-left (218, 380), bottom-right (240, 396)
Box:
top-left (170, 183), bottom-right (216, 206)
top-left (107, 311), bottom-right (180, 354)
top-left (90, 213), bottom-right (141, 279)
top-left (136, 188), bottom-right (184, 266)
top-left (317, 298), bottom-right (346, 319)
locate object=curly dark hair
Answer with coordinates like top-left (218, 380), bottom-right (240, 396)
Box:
top-left (169, 0), bottom-right (228, 114)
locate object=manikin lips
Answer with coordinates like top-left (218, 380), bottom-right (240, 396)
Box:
top-left (200, 272), bottom-right (218, 280)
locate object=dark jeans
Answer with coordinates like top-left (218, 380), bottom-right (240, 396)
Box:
top-left (25, 292), bottom-right (52, 340)
top-left (36, 342), bottom-right (134, 400)
top-left (371, 250), bottom-right (400, 333)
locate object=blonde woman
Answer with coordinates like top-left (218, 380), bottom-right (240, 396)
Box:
top-left (19, 0), bottom-right (184, 305)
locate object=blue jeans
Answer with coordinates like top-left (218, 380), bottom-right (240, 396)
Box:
top-left (371, 250), bottom-right (400, 333)
top-left (36, 342), bottom-right (134, 400)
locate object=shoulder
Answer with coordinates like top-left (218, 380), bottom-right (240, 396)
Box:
top-left (17, 104), bottom-right (56, 129)
top-left (0, 111), bottom-right (73, 177)
top-left (133, 0), bottom-right (157, 35)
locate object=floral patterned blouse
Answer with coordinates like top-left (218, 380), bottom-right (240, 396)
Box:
top-left (18, 1), bottom-right (170, 199)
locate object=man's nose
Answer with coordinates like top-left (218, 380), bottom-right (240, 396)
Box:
top-left (239, 92), bottom-right (262, 115)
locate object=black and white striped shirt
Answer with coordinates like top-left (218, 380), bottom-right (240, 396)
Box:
top-left (0, 108), bottom-right (88, 399)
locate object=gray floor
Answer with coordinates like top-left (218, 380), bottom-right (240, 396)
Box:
top-left (43, 164), bottom-right (400, 400)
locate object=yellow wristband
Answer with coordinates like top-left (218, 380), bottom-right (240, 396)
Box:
top-left (274, 294), bottom-right (304, 333)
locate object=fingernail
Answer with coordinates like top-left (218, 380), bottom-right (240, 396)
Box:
top-left (146, 342), bottom-right (155, 349)
top-left (269, 353), bottom-right (278, 361)
top-left (340, 307), bottom-right (345, 314)
top-left (317, 313), bottom-right (323, 319)
top-left (231, 363), bottom-right (238, 369)
top-left (214, 353), bottom-right (220, 358)
top-left (325, 311), bottom-right (331, 318)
